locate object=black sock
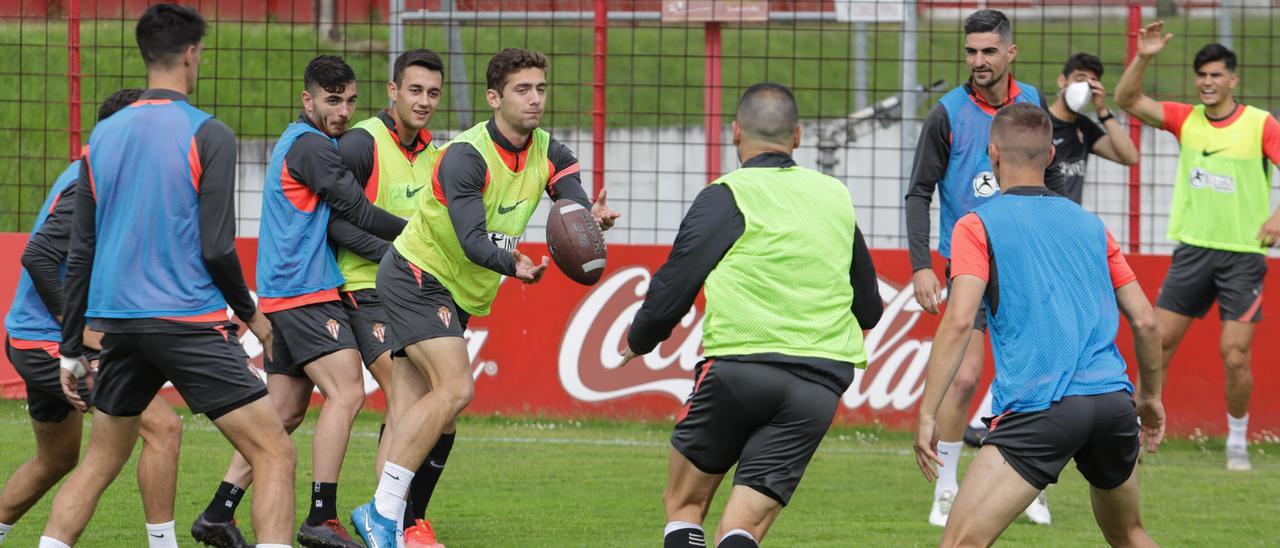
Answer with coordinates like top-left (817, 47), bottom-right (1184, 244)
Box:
top-left (663, 526), bottom-right (707, 548)
top-left (717, 534), bottom-right (759, 548)
top-left (305, 482), bottom-right (339, 525)
top-left (203, 481), bottom-right (244, 523)
top-left (402, 432), bottom-right (455, 525)
top-left (378, 423), bottom-right (386, 444)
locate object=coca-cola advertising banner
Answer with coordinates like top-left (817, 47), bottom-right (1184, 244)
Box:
top-left (0, 234), bottom-right (1276, 436)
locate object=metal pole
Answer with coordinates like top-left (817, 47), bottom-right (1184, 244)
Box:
top-left (1126, 4), bottom-right (1143, 253)
top-left (67, 0), bottom-right (81, 161)
top-left (704, 22), bottom-right (723, 184)
top-left (853, 22), bottom-right (868, 110)
top-left (388, 0), bottom-right (403, 83)
top-left (1217, 0), bottom-right (1234, 50)
top-left (591, 0), bottom-right (607, 198)
top-left (899, 0), bottom-right (918, 229)
top-left (443, 0), bottom-right (473, 128)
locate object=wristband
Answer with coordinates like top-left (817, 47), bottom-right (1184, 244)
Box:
top-left (60, 356), bottom-right (86, 379)
top-left (1098, 112), bottom-right (1116, 124)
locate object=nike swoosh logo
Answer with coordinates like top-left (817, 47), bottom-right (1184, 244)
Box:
top-left (150, 534), bottom-right (165, 538)
top-left (1053, 138), bottom-right (1065, 145)
top-left (497, 199), bottom-right (526, 215)
top-left (1202, 148), bottom-right (1228, 157)
top-left (406, 186), bottom-right (424, 198)
top-left (385, 472), bottom-right (401, 480)
top-left (428, 460), bottom-right (445, 469)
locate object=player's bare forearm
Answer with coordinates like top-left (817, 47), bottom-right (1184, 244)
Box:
top-left (1115, 281), bottom-right (1163, 398)
top-left (1114, 56), bottom-right (1164, 128)
top-left (918, 275), bottom-right (984, 420)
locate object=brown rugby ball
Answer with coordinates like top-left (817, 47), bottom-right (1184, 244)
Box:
top-left (546, 199), bottom-right (607, 285)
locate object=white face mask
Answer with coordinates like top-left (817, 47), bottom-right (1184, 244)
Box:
top-left (1064, 81), bottom-right (1092, 114)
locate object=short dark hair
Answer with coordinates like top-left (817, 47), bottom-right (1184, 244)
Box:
top-left (1062, 52), bottom-right (1104, 78)
top-left (486, 48), bottom-right (549, 95)
top-left (1194, 43), bottom-right (1237, 72)
top-left (990, 103), bottom-right (1052, 165)
top-left (735, 82), bottom-right (799, 144)
top-left (98, 88), bottom-right (144, 122)
top-left (304, 55), bottom-right (356, 94)
top-left (135, 3), bottom-right (207, 68)
top-left (393, 49), bottom-right (444, 86)
top-left (964, 9), bottom-right (1012, 43)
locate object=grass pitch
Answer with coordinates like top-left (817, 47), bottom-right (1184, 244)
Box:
top-left (0, 399), bottom-right (1276, 546)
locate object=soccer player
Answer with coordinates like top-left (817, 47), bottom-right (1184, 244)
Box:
top-left (0, 89), bottom-right (185, 548)
top-left (37, 5), bottom-right (296, 548)
top-left (903, 9), bottom-right (1063, 526)
top-left (328, 49), bottom-right (448, 547)
top-left (621, 82), bottom-right (882, 548)
top-left (1048, 52), bottom-right (1139, 204)
top-left (192, 55), bottom-right (406, 548)
top-left (1114, 23), bottom-right (1280, 471)
top-left (913, 103), bottom-right (1166, 547)
top-left (349, 47), bottom-right (619, 547)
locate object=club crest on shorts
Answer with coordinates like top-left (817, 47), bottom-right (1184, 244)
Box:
top-left (437, 306), bottom-right (452, 328)
top-left (372, 322), bottom-right (386, 343)
top-left (325, 318), bottom-right (340, 340)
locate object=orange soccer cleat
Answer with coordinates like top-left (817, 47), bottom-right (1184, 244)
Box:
top-left (403, 518), bottom-right (445, 548)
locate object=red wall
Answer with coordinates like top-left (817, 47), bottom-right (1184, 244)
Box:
top-left (1, 233), bottom-right (1276, 437)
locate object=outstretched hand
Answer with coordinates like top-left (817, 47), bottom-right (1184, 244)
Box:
top-left (592, 188), bottom-right (621, 231)
top-left (513, 249), bottom-right (549, 284)
top-left (1137, 21), bottom-right (1173, 58)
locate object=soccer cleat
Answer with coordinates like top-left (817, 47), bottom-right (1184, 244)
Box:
top-left (1022, 490), bottom-right (1051, 525)
top-left (351, 501), bottom-right (400, 548)
top-left (297, 519), bottom-right (364, 548)
top-left (928, 489), bottom-right (954, 527)
top-left (1226, 445), bottom-right (1252, 471)
top-left (403, 518), bottom-right (445, 548)
top-left (963, 425), bottom-right (988, 448)
top-left (190, 513), bottom-right (249, 548)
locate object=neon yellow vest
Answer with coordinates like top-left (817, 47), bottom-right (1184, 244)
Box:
top-left (1169, 104), bottom-right (1274, 254)
top-left (336, 116), bottom-right (439, 291)
top-left (702, 166), bottom-right (868, 367)
top-left (393, 121), bottom-right (548, 316)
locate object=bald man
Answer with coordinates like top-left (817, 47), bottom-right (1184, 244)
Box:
top-left (913, 103), bottom-right (1166, 547)
top-left (621, 82), bottom-right (884, 548)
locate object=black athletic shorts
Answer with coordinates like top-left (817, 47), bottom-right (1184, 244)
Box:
top-left (981, 390), bottom-right (1139, 490)
top-left (671, 359), bottom-right (839, 506)
top-left (341, 289), bottom-right (395, 367)
top-left (378, 248), bottom-right (471, 356)
top-left (945, 261), bottom-right (988, 332)
top-left (5, 337), bottom-right (90, 422)
top-left (1156, 243), bottom-right (1266, 322)
top-left (264, 300), bottom-right (359, 377)
top-left (91, 323), bottom-right (267, 419)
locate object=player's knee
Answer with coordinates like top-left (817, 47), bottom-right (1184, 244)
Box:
top-left (328, 382), bottom-right (366, 415)
top-left (1219, 342), bottom-right (1251, 370)
top-left (37, 447), bottom-right (79, 478)
top-left (140, 412), bottom-right (183, 454)
top-left (439, 383), bottom-right (474, 413)
top-left (949, 371), bottom-right (980, 401)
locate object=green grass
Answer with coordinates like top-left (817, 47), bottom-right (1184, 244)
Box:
top-left (1, 13), bottom-right (1278, 231)
top-left (0, 399), bottom-right (1276, 546)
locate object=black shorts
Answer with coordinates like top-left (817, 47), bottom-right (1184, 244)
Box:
top-left (378, 248), bottom-right (471, 356)
top-left (945, 261), bottom-right (988, 332)
top-left (1156, 244), bottom-right (1266, 322)
top-left (5, 337), bottom-right (90, 422)
top-left (981, 390), bottom-right (1139, 490)
top-left (671, 359), bottom-right (839, 506)
top-left (91, 323), bottom-right (267, 419)
top-left (341, 289), bottom-right (395, 367)
top-left (264, 301), bottom-right (359, 377)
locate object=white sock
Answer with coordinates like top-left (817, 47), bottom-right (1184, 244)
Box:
top-left (146, 521), bottom-right (178, 548)
top-left (0, 522), bottom-right (12, 544)
top-left (374, 462), bottom-right (414, 521)
top-left (720, 529), bottom-right (758, 544)
top-left (38, 537), bottom-right (71, 548)
top-left (935, 440), bottom-right (964, 495)
top-left (1227, 413), bottom-right (1248, 450)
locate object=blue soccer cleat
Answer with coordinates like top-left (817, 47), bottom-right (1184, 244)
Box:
top-left (351, 501), bottom-right (400, 548)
